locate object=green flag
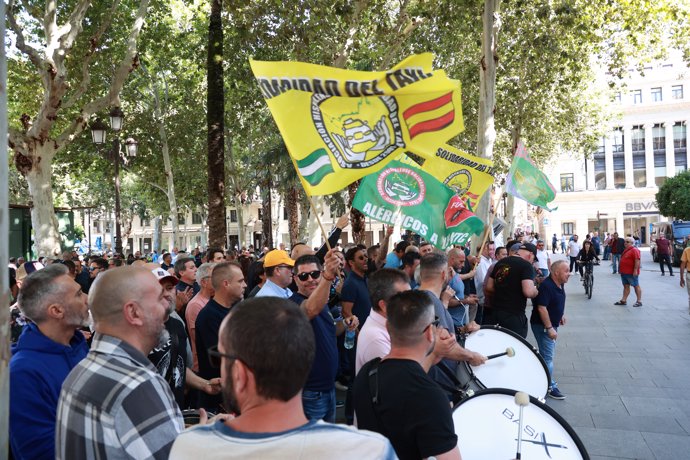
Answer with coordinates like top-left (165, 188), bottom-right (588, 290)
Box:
top-left (353, 155), bottom-right (485, 249)
top-left (505, 141), bottom-right (557, 211)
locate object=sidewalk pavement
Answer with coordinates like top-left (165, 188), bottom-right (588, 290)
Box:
top-left (540, 249), bottom-right (690, 460)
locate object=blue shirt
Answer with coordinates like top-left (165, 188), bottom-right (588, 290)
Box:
top-left (290, 292), bottom-right (339, 392)
top-left (255, 279), bottom-right (293, 299)
top-left (383, 252), bottom-right (401, 268)
top-left (530, 276), bottom-right (566, 328)
top-left (447, 273), bottom-right (467, 327)
top-left (341, 272), bottom-right (372, 327)
top-left (195, 299), bottom-right (230, 381)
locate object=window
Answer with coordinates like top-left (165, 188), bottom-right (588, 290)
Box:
top-left (105, 221), bottom-right (112, 233)
top-left (140, 216), bottom-right (151, 227)
top-left (614, 92), bottom-right (621, 104)
top-left (192, 212), bottom-right (202, 224)
top-left (612, 128), bottom-right (625, 188)
top-left (631, 125), bottom-right (645, 153)
top-left (631, 125), bottom-right (646, 187)
top-left (283, 206), bottom-right (288, 221)
top-left (229, 209), bottom-right (238, 223)
top-left (672, 85), bottom-right (684, 100)
top-left (674, 122), bottom-right (687, 174)
top-left (653, 124), bottom-right (666, 186)
top-left (258, 209), bottom-right (263, 221)
top-left (594, 137), bottom-right (606, 190)
top-left (651, 87), bottom-right (662, 102)
top-left (562, 222), bottom-right (574, 235)
top-left (560, 173), bottom-right (574, 192)
top-left (632, 89), bottom-right (642, 104)
top-left (177, 213), bottom-right (185, 225)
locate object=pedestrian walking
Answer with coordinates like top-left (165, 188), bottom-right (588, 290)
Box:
top-left (614, 237), bottom-right (642, 307)
top-left (656, 233), bottom-right (674, 276)
top-left (567, 235), bottom-right (581, 273)
top-left (680, 240), bottom-right (690, 314)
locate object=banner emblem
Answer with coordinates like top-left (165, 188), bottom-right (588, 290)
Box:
top-left (377, 167), bottom-right (426, 206)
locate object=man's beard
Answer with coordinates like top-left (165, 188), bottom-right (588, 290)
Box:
top-left (222, 379), bottom-right (242, 416)
top-left (425, 332), bottom-right (436, 357)
top-left (65, 307), bottom-right (91, 329)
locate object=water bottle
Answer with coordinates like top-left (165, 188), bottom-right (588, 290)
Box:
top-left (344, 321), bottom-right (356, 349)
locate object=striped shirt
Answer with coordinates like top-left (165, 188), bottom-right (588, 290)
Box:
top-left (56, 334), bottom-right (184, 459)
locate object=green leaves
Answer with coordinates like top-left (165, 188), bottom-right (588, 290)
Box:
top-left (656, 171), bottom-right (690, 221)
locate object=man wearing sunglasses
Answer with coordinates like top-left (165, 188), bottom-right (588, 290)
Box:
top-left (170, 297), bottom-right (394, 459)
top-left (255, 249), bottom-right (295, 298)
top-left (354, 290), bottom-right (461, 460)
top-left (289, 250), bottom-right (358, 423)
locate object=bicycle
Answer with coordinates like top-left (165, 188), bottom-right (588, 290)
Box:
top-left (577, 260), bottom-right (594, 299)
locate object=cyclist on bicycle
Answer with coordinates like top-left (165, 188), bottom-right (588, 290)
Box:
top-left (577, 240), bottom-right (599, 282)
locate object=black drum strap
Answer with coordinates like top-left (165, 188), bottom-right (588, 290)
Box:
top-left (436, 361), bottom-right (468, 405)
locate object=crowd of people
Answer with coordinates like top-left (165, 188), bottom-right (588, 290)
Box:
top-left (8, 215), bottom-right (631, 460)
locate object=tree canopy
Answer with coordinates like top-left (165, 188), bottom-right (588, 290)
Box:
top-left (656, 171), bottom-right (690, 221)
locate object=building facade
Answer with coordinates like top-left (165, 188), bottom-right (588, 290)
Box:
top-left (543, 56), bottom-right (689, 245)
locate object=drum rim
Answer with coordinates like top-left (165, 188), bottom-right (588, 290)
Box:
top-left (453, 387), bottom-right (590, 459)
top-left (467, 324), bottom-right (552, 392)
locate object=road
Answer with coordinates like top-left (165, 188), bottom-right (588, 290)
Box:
top-left (540, 249), bottom-right (690, 460)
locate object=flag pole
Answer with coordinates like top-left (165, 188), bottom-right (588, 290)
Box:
top-left (306, 193), bottom-right (332, 251)
top-left (473, 189), bottom-right (497, 269)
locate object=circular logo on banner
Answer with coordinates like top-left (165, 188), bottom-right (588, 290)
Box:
top-left (444, 169), bottom-right (472, 196)
top-left (377, 167), bottom-right (426, 206)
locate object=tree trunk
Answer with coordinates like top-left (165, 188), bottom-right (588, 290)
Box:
top-left (286, 187), bottom-right (300, 246)
top-left (153, 216), bottom-right (162, 253)
top-left (474, 0), bottom-right (502, 250)
top-left (298, 193), bottom-right (309, 242)
top-left (347, 182), bottom-right (366, 244)
top-left (261, 181), bottom-right (273, 249)
top-left (504, 130), bottom-right (521, 240)
top-left (206, 0), bottom-right (226, 248)
top-left (25, 148), bottom-right (61, 256)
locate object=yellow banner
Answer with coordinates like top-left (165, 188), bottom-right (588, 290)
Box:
top-left (418, 144), bottom-right (497, 210)
top-left (250, 54), bottom-right (464, 195)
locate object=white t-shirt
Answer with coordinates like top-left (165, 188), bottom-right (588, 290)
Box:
top-left (536, 249), bottom-right (550, 270)
top-left (170, 419), bottom-right (396, 460)
top-left (568, 240), bottom-right (581, 256)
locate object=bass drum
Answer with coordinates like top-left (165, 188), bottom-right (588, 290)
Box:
top-left (453, 389), bottom-right (589, 460)
top-left (458, 325), bottom-right (550, 399)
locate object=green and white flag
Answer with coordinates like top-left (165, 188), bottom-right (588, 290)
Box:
top-left (353, 155), bottom-right (485, 249)
top-left (296, 148), bottom-right (335, 186)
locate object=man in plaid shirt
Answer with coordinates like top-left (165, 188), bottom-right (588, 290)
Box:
top-left (56, 266), bottom-right (185, 459)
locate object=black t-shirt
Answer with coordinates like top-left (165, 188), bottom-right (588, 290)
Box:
top-left (490, 256), bottom-right (535, 314)
top-left (354, 358), bottom-right (457, 460)
top-left (148, 314), bottom-right (189, 409)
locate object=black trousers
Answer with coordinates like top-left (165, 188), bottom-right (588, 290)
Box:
top-left (659, 254), bottom-right (673, 275)
top-left (493, 309), bottom-right (528, 339)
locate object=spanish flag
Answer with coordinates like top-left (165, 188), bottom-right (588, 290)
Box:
top-left (250, 54), bottom-right (465, 196)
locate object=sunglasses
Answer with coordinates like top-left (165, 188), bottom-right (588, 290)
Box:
top-left (208, 345), bottom-right (241, 368)
top-left (296, 270), bottom-right (321, 281)
top-left (422, 316), bottom-right (441, 333)
top-left (88, 266), bottom-right (100, 271)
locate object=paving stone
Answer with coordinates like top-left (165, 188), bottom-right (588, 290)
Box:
top-left (620, 396), bottom-right (686, 418)
top-left (592, 413), bottom-right (686, 435)
top-left (641, 431), bottom-right (690, 460)
top-left (575, 427), bottom-right (655, 459)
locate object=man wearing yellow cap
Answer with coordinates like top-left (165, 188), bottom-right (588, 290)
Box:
top-left (255, 250), bottom-right (295, 298)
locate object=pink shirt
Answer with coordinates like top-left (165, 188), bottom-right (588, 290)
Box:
top-left (355, 309), bottom-right (390, 375)
top-left (185, 292), bottom-right (210, 372)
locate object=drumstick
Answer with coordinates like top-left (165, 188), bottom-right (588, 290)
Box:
top-left (514, 391), bottom-right (530, 460)
top-left (487, 347), bottom-right (515, 360)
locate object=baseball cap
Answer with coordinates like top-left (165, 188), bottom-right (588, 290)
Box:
top-left (263, 249), bottom-right (294, 268)
top-left (509, 243), bottom-right (522, 254)
top-left (16, 261), bottom-right (45, 282)
top-left (151, 267), bottom-right (179, 284)
top-left (518, 243), bottom-right (539, 261)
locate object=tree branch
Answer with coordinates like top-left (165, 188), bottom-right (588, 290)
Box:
top-left (332, 0), bottom-right (369, 68)
top-left (55, 0), bottom-right (150, 151)
top-left (6, 1), bottom-right (45, 70)
top-left (63, 0), bottom-right (118, 109)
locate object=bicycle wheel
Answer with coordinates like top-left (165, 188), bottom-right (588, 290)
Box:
top-left (587, 272), bottom-right (593, 299)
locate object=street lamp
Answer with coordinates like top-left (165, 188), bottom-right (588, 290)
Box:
top-left (90, 107), bottom-right (138, 255)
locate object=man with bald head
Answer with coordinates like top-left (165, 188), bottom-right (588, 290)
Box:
top-left (56, 266), bottom-right (184, 460)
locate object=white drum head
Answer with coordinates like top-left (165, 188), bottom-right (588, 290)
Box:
top-left (453, 390), bottom-right (588, 460)
top-left (464, 326), bottom-right (549, 399)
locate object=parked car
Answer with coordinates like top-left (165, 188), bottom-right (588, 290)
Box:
top-left (650, 220), bottom-right (690, 266)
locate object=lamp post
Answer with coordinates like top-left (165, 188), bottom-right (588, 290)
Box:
top-left (90, 107), bottom-right (138, 256)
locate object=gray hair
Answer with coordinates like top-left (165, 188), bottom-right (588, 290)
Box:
top-left (17, 264), bottom-right (70, 323)
top-left (419, 252), bottom-right (448, 282)
top-left (550, 259), bottom-right (568, 272)
top-left (196, 262), bottom-right (217, 284)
